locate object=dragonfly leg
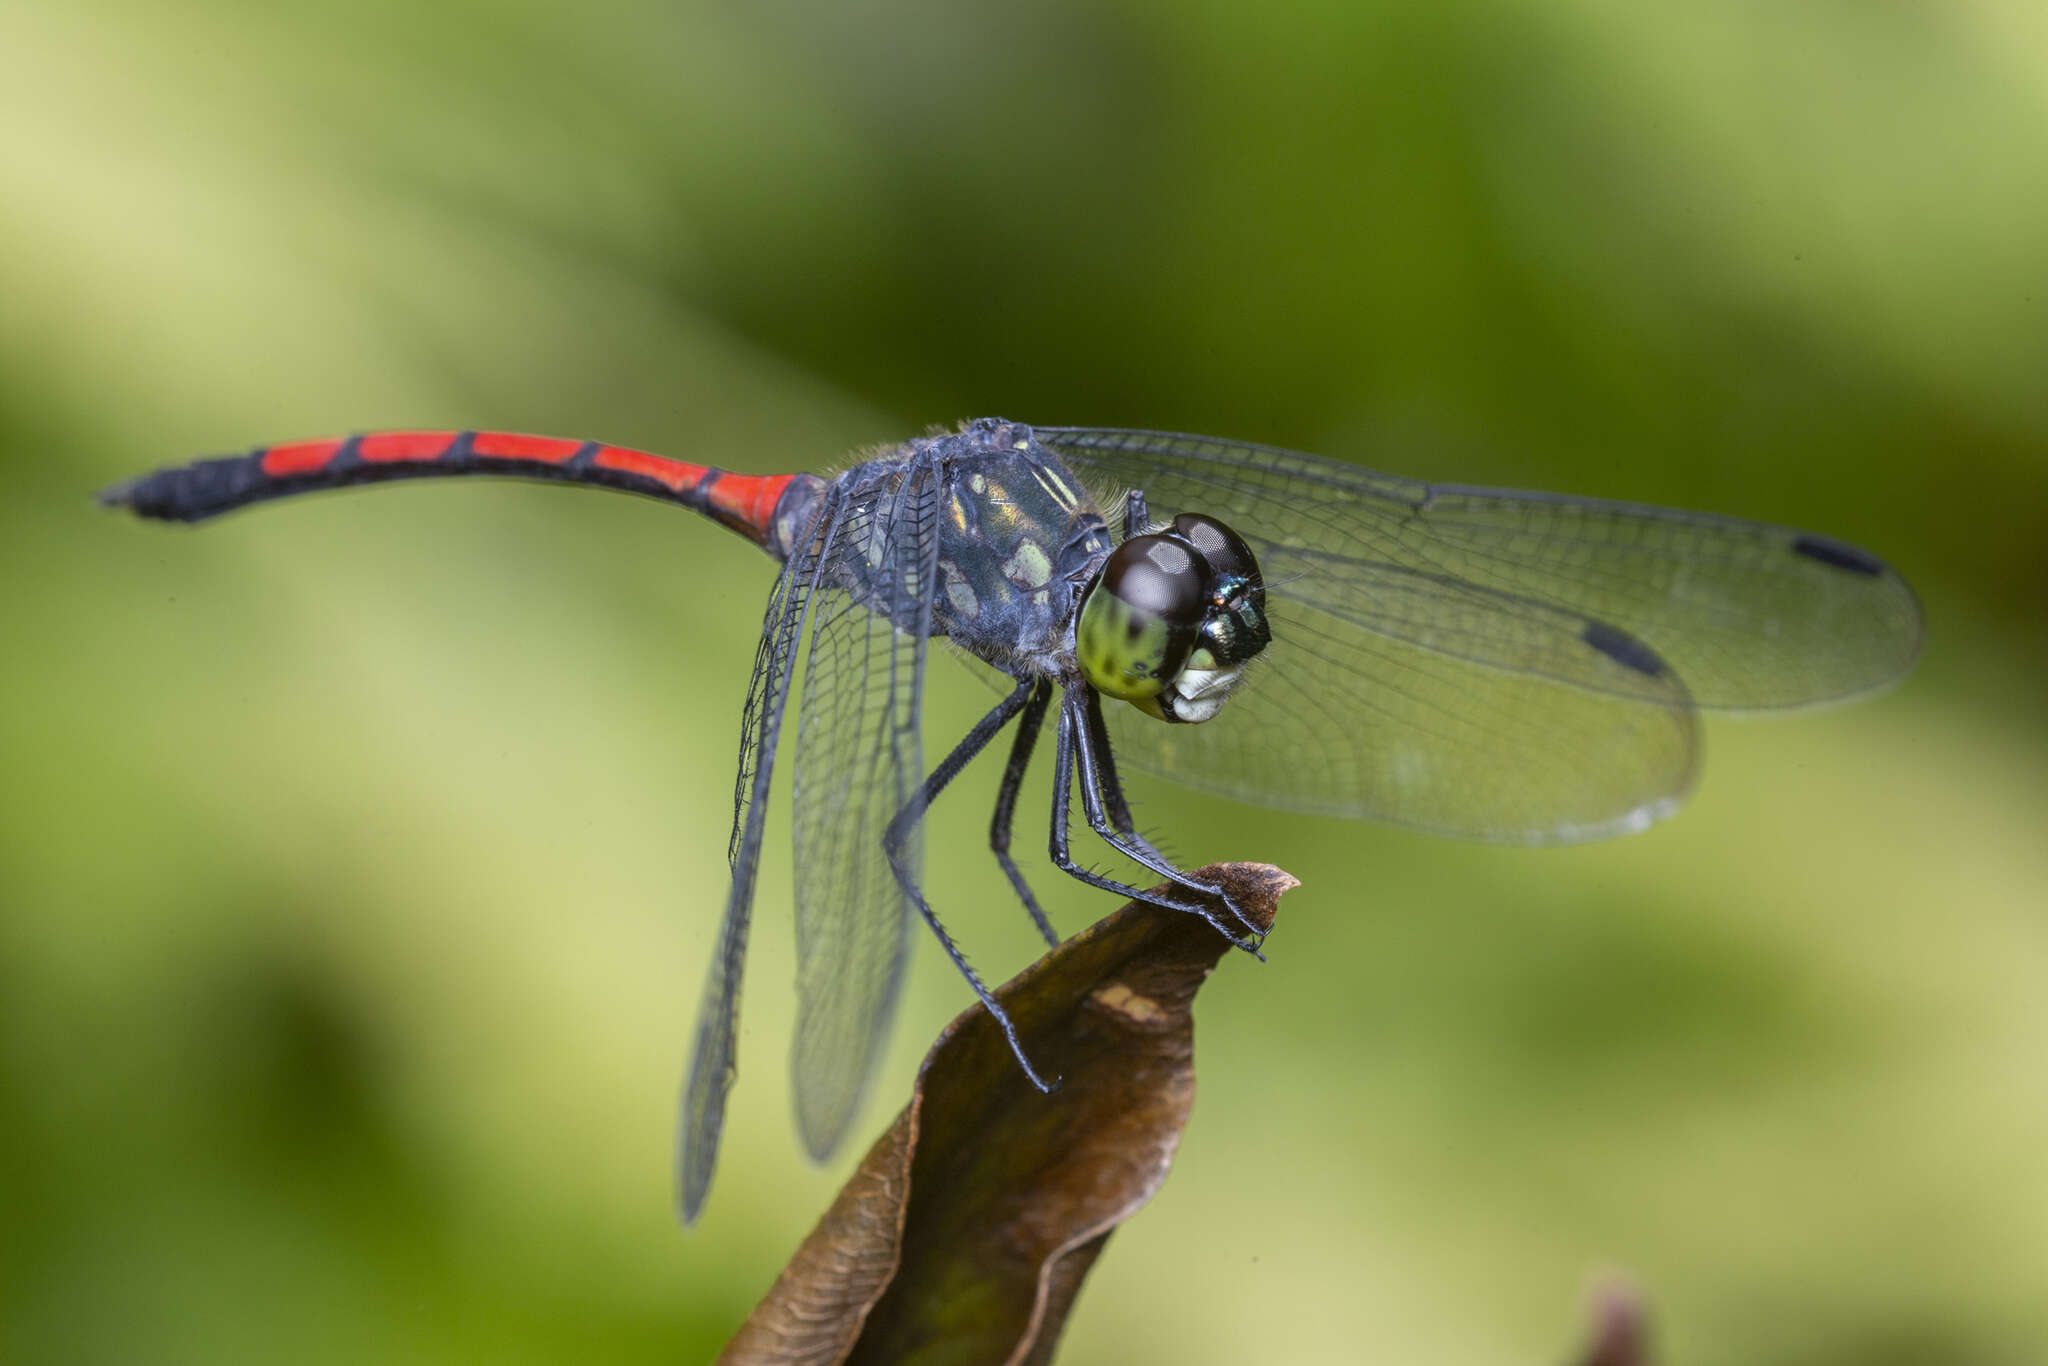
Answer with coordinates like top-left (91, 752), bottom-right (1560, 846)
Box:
top-left (1048, 694), bottom-right (1265, 957)
top-left (1077, 694), bottom-right (1262, 942)
top-left (882, 678), bottom-right (1058, 1095)
top-left (1080, 687), bottom-right (1145, 842)
top-left (1072, 691), bottom-right (1267, 947)
top-left (1077, 690), bottom-right (1245, 910)
top-left (989, 677), bottom-right (1060, 947)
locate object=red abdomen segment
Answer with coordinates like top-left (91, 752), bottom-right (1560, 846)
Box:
top-left (100, 430), bottom-right (816, 557)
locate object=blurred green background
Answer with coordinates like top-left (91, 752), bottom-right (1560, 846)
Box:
top-left (4, 1), bottom-right (2045, 1362)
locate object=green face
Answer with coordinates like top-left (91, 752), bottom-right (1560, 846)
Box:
top-left (1077, 514), bottom-right (1271, 723)
top-left (1077, 562), bottom-right (1188, 702)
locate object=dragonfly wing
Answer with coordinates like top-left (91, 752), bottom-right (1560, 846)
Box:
top-left (677, 488), bottom-right (834, 1223)
top-left (1097, 560), bottom-right (1700, 839)
top-left (1041, 427), bottom-right (1921, 710)
top-left (1040, 427), bottom-right (1920, 841)
top-left (788, 458), bottom-right (940, 1162)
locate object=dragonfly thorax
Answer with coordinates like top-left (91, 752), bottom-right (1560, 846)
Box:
top-left (1077, 512), bottom-right (1270, 724)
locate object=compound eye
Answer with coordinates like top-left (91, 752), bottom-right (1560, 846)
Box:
top-left (1076, 534), bottom-right (1207, 700)
top-left (1170, 512), bottom-right (1271, 666)
top-left (1171, 513), bottom-right (1261, 585)
top-left (1105, 533), bottom-right (1207, 620)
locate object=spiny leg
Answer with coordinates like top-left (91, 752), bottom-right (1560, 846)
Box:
top-left (882, 677), bottom-right (1057, 1094)
top-left (1047, 693), bottom-right (1263, 955)
top-left (1068, 690), bottom-right (1266, 947)
top-left (1080, 691), bottom-right (1255, 948)
top-left (1077, 688), bottom-right (1219, 883)
top-left (990, 677), bottom-right (1059, 947)
top-left (1081, 686), bottom-right (1143, 841)
top-left (1079, 684), bottom-right (1218, 904)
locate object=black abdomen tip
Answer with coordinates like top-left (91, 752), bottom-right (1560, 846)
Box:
top-left (1792, 534), bottom-right (1885, 577)
top-left (96, 475), bottom-right (145, 509)
top-left (96, 455), bottom-right (268, 523)
top-left (1582, 620), bottom-right (1667, 678)
top-left (96, 468), bottom-right (189, 520)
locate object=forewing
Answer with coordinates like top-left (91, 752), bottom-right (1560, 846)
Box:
top-left (678, 495), bottom-right (832, 1222)
top-left (1043, 427), bottom-right (1921, 709)
top-left (1041, 427), bottom-right (1919, 840)
top-left (788, 459), bottom-right (942, 1161)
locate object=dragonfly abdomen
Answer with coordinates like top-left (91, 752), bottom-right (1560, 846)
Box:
top-left (100, 429), bottom-right (823, 558)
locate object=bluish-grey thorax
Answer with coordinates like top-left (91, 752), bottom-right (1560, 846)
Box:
top-left (833, 417), bottom-right (1271, 714)
top-left (921, 420), bottom-right (1115, 670)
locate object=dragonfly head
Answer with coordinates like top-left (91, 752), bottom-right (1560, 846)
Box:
top-left (1077, 513), bottom-right (1271, 723)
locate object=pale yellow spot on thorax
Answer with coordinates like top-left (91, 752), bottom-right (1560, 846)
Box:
top-left (1001, 540), bottom-right (1052, 589)
top-left (941, 562), bottom-right (979, 618)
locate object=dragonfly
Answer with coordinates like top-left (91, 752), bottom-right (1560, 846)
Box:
top-left (102, 417), bottom-right (1922, 1221)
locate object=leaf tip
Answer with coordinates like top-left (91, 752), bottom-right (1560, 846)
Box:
top-left (1579, 1273), bottom-right (1651, 1366)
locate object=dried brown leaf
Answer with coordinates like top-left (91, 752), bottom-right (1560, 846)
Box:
top-left (719, 863), bottom-right (1296, 1366)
